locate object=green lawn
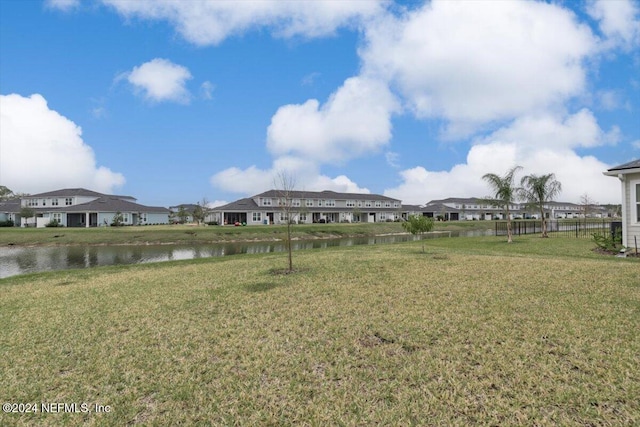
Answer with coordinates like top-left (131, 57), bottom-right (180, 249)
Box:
top-left (1, 236), bottom-right (638, 425)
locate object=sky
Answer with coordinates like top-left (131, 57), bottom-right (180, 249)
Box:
top-left (0, 0), bottom-right (639, 208)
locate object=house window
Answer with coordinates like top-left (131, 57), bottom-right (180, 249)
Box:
top-left (346, 200), bottom-right (355, 207)
top-left (375, 201), bottom-right (382, 207)
top-left (306, 200), bottom-right (314, 207)
top-left (357, 201), bottom-right (363, 207)
top-left (52, 213), bottom-right (62, 222)
top-left (42, 199), bottom-right (47, 206)
top-left (261, 198), bottom-right (272, 206)
top-left (52, 199), bottom-right (59, 206)
top-left (384, 201), bottom-right (391, 208)
top-left (318, 200), bottom-right (324, 207)
top-left (299, 213), bottom-right (307, 222)
top-left (65, 198), bottom-right (73, 206)
top-left (292, 199), bottom-right (301, 207)
top-left (326, 200), bottom-right (335, 207)
top-left (393, 202), bottom-right (399, 208)
top-left (379, 213), bottom-right (386, 221)
top-left (365, 201), bottom-right (372, 207)
top-left (252, 212), bottom-right (262, 222)
top-left (122, 213), bottom-right (130, 223)
top-left (140, 213), bottom-right (147, 223)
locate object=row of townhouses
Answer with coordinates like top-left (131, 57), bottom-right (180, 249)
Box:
top-left (0, 159), bottom-right (635, 249)
top-left (0, 188), bottom-right (170, 228)
top-left (0, 187), bottom-right (620, 228)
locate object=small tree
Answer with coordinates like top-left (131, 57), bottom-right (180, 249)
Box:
top-left (482, 165), bottom-right (522, 243)
top-left (579, 193), bottom-right (597, 227)
top-left (402, 214), bottom-right (435, 253)
top-left (193, 198), bottom-right (211, 225)
top-left (0, 186), bottom-right (15, 201)
top-left (193, 204), bottom-right (205, 225)
top-left (519, 173), bottom-right (562, 238)
top-left (177, 206), bottom-right (189, 224)
top-left (111, 211), bottom-right (124, 226)
top-left (19, 206), bottom-right (35, 227)
top-left (275, 171), bottom-right (297, 273)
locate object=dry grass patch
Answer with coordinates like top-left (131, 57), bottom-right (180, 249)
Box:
top-left (1, 237), bottom-right (638, 425)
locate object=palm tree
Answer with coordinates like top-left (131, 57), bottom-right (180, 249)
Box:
top-left (482, 166), bottom-right (522, 243)
top-left (520, 173), bottom-right (562, 238)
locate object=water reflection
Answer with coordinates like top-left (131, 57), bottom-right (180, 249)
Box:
top-left (0, 229), bottom-right (492, 279)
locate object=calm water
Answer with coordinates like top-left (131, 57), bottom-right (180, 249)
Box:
top-left (0, 230), bottom-right (492, 279)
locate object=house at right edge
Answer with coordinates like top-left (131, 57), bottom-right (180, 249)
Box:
top-left (604, 159), bottom-right (640, 248)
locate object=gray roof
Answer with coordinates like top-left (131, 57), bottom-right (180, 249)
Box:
top-left (400, 204), bottom-right (423, 211)
top-left (169, 204), bottom-right (200, 213)
top-left (425, 197), bottom-right (486, 205)
top-left (0, 199), bottom-right (21, 213)
top-left (214, 198), bottom-right (259, 211)
top-left (26, 188), bottom-right (136, 201)
top-left (254, 189), bottom-right (400, 202)
top-left (33, 196), bottom-right (168, 214)
top-left (607, 159), bottom-right (640, 172)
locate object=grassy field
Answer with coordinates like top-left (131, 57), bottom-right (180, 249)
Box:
top-left (0, 221), bottom-right (491, 247)
top-left (1, 235), bottom-right (638, 425)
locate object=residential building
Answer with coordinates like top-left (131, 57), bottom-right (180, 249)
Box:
top-left (604, 159), bottom-right (640, 247)
top-left (421, 197), bottom-right (606, 220)
top-left (17, 188), bottom-right (169, 227)
top-left (212, 190), bottom-right (402, 225)
top-left (169, 204), bottom-right (198, 223)
top-left (0, 199), bottom-right (21, 225)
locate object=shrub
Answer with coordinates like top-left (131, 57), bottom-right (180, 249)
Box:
top-left (206, 221), bottom-right (219, 226)
top-left (45, 219), bottom-right (62, 227)
top-left (0, 219), bottom-right (14, 227)
top-left (592, 228), bottom-right (623, 252)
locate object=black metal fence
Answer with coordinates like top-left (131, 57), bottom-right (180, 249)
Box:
top-left (495, 220), bottom-right (622, 239)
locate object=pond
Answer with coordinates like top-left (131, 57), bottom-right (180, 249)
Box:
top-left (0, 229), bottom-right (493, 279)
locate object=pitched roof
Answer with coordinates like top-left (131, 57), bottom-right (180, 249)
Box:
top-left (26, 188), bottom-right (136, 201)
top-left (169, 204), bottom-right (200, 212)
top-left (254, 189), bottom-right (400, 202)
top-left (606, 159), bottom-right (640, 172)
top-left (0, 198), bottom-right (21, 213)
top-left (33, 196), bottom-right (168, 213)
top-left (214, 197), bottom-right (259, 211)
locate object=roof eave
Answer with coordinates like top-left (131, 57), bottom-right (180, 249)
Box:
top-left (604, 167), bottom-right (640, 176)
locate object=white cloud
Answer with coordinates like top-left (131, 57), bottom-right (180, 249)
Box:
top-left (361, 0), bottom-right (596, 136)
top-left (200, 81), bottom-right (215, 100)
top-left (266, 76), bottom-right (399, 164)
top-left (632, 139), bottom-right (640, 149)
top-left (587, 0), bottom-right (640, 49)
top-left (0, 94), bottom-right (125, 195)
top-left (385, 151), bottom-right (400, 168)
top-left (384, 113), bottom-right (621, 205)
top-left (301, 72), bottom-right (321, 86)
top-left (474, 109), bottom-right (619, 149)
top-left (596, 90), bottom-right (622, 111)
top-left (45, 0), bottom-right (80, 11)
top-left (210, 156), bottom-right (369, 196)
top-left (101, 0), bottom-right (386, 45)
top-left (120, 58), bottom-right (192, 104)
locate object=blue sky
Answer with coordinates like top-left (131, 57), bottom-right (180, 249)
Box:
top-left (1, 0), bottom-right (639, 207)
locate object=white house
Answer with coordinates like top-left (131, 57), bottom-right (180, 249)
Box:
top-left (604, 159), bottom-right (640, 248)
top-left (19, 188), bottom-right (170, 227)
top-left (212, 190), bottom-right (402, 225)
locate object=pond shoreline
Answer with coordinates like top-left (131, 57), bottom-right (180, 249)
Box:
top-left (2, 230), bottom-right (471, 249)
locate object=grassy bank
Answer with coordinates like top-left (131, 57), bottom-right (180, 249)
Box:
top-left (1, 236), bottom-right (638, 425)
top-left (0, 221), bottom-right (491, 247)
